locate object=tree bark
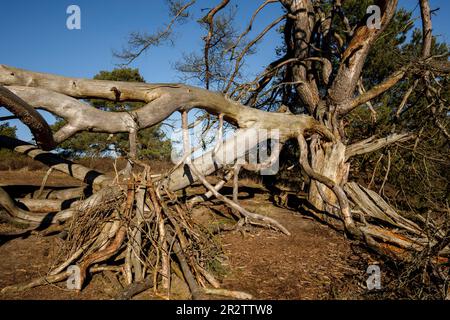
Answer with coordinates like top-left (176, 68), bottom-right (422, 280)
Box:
top-left (308, 139), bottom-right (349, 213)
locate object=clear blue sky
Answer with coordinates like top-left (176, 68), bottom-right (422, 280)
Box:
top-left (0, 0), bottom-right (448, 141)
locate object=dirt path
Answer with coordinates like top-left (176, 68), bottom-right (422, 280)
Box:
top-left (216, 193), bottom-right (366, 299)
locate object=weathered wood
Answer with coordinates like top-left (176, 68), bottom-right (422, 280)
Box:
top-left (0, 85), bottom-right (55, 150)
top-left (0, 136), bottom-right (110, 189)
top-left (0, 65), bottom-right (333, 142)
top-left (345, 133), bottom-right (414, 160)
top-left (15, 198), bottom-right (80, 213)
top-left (345, 182), bottom-right (426, 237)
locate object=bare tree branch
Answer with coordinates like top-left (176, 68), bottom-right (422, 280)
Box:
top-left (0, 85), bottom-right (55, 150)
top-left (342, 67), bottom-right (407, 115)
top-left (345, 132), bottom-right (415, 160)
top-left (114, 0), bottom-right (196, 65)
top-left (0, 65), bottom-right (333, 143)
top-left (224, 14), bottom-right (287, 93)
top-left (201, 0), bottom-right (231, 90)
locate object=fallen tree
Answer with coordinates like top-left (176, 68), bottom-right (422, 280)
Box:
top-left (0, 0), bottom-right (448, 299)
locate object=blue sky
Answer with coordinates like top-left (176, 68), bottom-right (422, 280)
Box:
top-left (0, 0), bottom-right (448, 141)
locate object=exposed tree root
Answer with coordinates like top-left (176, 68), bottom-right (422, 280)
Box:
top-left (0, 266), bottom-right (120, 295)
